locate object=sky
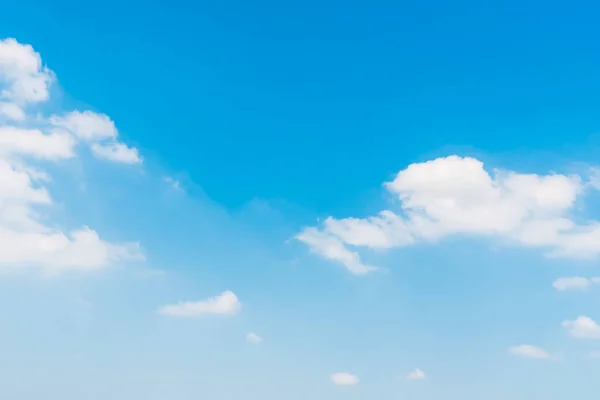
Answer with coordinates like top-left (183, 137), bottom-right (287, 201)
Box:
top-left (1, 1), bottom-right (600, 399)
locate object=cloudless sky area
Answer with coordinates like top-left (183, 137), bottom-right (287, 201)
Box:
top-left (1, 0), bottom-right (600, 399)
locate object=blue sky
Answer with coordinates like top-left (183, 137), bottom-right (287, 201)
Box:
top-left (1, 1), bottom-right (600, 399)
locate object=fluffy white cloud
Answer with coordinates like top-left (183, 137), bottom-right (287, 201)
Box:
top-left (49, 110), bottom-right (141, 164)
top-left (0, 38), bottom-right (143, 273)
top-left (562, 316), bottom-right (600, 339)
top-left (509, 345), bottom-right (550, 359)
top-left (158, 291), bottom-right (241, 317)
top-left (0, 38), bottom-right (53, 103)
top-left (552, 276), bottom-right (600, 291)
top-left (330, 372), bottom-right (359, 386)
top-left (50, 110), bottom-right (117, 141)
top-left (246, 332), bottom-right (263, 344)
top-left (406, 368), bottom-right (426, 380)
top-left (297, 155), bottom-right (600, 273)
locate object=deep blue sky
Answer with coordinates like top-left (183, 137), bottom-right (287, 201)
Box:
top-left (4, 0), bottom-right (600, 212)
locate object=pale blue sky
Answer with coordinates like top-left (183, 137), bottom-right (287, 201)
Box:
top-left (1, 1), bottom-right (600, 399)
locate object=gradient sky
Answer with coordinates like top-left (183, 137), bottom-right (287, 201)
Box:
top-left (1, 1), bottom-right (600, 399)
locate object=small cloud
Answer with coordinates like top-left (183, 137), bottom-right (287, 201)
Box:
top-left (509, 345), bottom-right (550, 359)
top-left (246, 332), bottom-right (262, 344)
top-left (158, 290), bottom-right (241, 318)
top-left (406, 368), bottom-right (426, 380)
top-left (562, 316), bottom-right (600, 339)
top-left (330, 372), bottom-right (359, 386)
top-left (552, 276), bottom-right (593, 291)
top-left (589, 351), bottom-right (600, 359)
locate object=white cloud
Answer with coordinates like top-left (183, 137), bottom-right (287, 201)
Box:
top-left (509, 345), bottom-right (550, 359)
top-left (0, 227), bottom-right (142, 272)
top-left (295, 227), bottom-right (376, 275)
top-left (0, 38), bottom-right (53, 103)
top-left (246, 332), bottom-right (263, 344)
top-left (589, 351), bottom-right (600, 359)
top-left (0, 151), bottom-right (142, 272)
top-left (552, 276), bottom-right (597, 291)
top-left (50, 110), bottom-right (141, 164)
top-left (406, 368), bottom-right (426, 380)
top-left (0, 126), bottom-right (75, 160)
top-left (297, 155), bottom-right (600, 273)
top-left (91, 142), bottom-right (141, 164)
top-left (330, 372), bottom-right (359, 386)
top-left (0, 38), bottom-right (143, 273)
top-left (50, 110), bottom-right (117, 141)
top-left (562, 316), bottom-right (600, 339)
top-left (0, 102), bottom-right (25, 121)
top-left (158, 291), bottom-right (241, 317)
top-left (323, 211), bottom-right (414, 249)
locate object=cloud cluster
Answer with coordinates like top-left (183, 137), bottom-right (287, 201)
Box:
top-left (298, 154), bottom-right (600, 363)
top-left (0, 38), bottom-right (142, 273)
top-left (298, 155), bottom-right (600, 274)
